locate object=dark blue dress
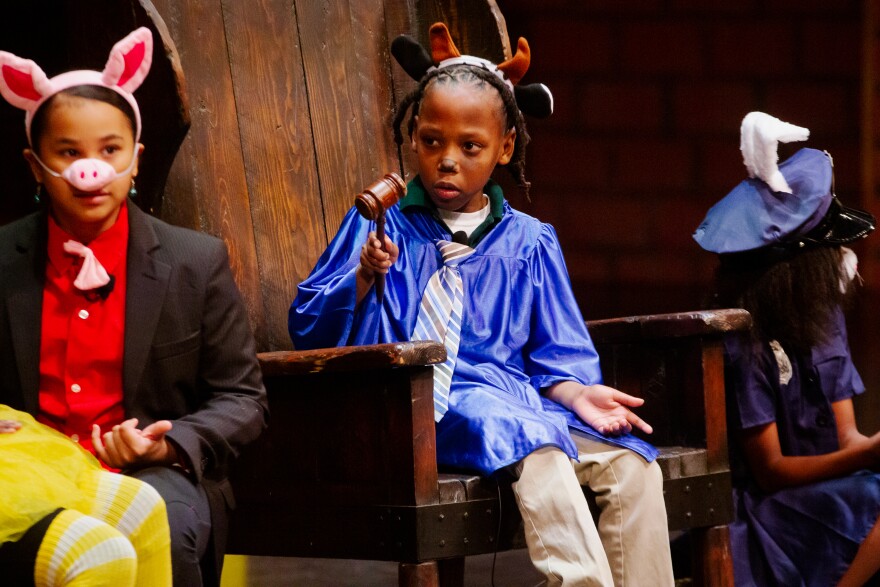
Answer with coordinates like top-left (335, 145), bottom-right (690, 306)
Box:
top-left (289, 178), bottom-right (657, 475)
top-left (724, 307), bottom-right (880, 586)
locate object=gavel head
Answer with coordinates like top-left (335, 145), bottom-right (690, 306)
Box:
top-left (354, 173), bottom-right (407, 220)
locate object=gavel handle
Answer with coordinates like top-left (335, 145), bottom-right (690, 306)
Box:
top-left (375, 213), bottom-right (386, 300)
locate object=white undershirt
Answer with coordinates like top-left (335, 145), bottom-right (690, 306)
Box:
top-left (437, 194), bottom-right (490, 238)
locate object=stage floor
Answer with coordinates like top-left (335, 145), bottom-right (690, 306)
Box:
top-left (220, 550), bottom-right (543, 586)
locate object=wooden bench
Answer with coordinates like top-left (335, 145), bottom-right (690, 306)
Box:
top-left (227, 308), bottom-right (751, 586)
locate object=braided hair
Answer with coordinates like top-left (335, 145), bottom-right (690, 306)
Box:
top-left (392, 64), bottom-right (531, 197)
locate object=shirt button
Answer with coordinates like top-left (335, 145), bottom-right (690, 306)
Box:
top-left (71, 434), bottom-right (79, 443)
top-left (71, 383), bottom-right (82, 393)
top-left (78, 309), bottom-right (89, 320)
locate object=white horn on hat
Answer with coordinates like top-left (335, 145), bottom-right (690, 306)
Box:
top-left (740, 111), bottom-right (809, 193)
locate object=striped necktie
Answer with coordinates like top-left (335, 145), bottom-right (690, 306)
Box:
top-left (412, 239), bottom-right (475, 422)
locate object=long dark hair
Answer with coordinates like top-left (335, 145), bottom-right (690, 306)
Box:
top-left (711, 246), bottom-right (847, 352)
top-left (392, 64), bottom-right (531, 197)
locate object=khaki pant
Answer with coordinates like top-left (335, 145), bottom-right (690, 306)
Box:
top-left (511, 432), bottom-right (674, 587)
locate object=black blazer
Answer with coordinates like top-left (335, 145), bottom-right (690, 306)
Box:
top-left (0, 202), bottom-right (268, 557)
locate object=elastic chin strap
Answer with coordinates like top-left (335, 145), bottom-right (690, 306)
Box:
top-left (32, 150), bottom-right (138, 192)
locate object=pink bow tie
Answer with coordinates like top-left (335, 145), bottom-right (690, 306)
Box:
top-left (63, 240), bottom-right (111, 291)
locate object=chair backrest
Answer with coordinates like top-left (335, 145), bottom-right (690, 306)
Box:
top-left (144, 0), bottom-right (512, 351)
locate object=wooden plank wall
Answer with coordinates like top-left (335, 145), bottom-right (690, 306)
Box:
top-left (148, 0), bottom-right (510, 350)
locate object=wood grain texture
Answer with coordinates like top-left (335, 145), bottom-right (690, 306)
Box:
top-left (854, 1), bottom-right (880, 438)
top-left (258, 341), bottom-right (446, 376)
top-left (219, 0), bottom-right (326, 350)
top-left (350, 0), bottom-right (407, 181)
top-left (702, 340), bottom-right (730, 472)
top-left (423, 0), bottom-right (510, 62)
top-left (383, 0), bottom-right (423, 182)
top-left (587, 308), bottom-right (752, 344)
top-left (693, 525), bottom-right (736, 587)
top-left (149, 0), bottom-right (267, 344)
top-left (295, 0), bottom-right (397, 238)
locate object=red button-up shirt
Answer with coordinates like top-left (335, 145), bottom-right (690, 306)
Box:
top-left (38, 203), bottom-right (129, 456)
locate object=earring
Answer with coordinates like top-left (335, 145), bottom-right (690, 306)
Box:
top-left (128, 178), bottom-right (138, 199)
top-left (34, 184), bottom-right (42, 205)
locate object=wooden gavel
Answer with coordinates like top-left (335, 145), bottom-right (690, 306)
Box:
top-left (354, 172), bottom-right (407, 300)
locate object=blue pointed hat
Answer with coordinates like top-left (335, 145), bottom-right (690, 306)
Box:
top-left (694, 148), bottom-right (874, 255)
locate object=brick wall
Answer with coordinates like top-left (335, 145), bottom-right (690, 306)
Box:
top-left (499, 0), bottom-right (863, 320)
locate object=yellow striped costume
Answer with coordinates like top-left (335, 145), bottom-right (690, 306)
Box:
top-left (0, 405), bottom-right (171, 586)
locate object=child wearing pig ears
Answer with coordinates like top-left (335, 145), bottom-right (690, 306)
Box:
top-left (0, 28), bottom-right (267, 586)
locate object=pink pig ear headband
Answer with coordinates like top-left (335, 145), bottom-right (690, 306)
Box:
top-left (0, 27), bottom-right (153, 147)
top-left (391, 22), bottom-right (554, 119)
top-left (0, 28), bottom-right (153, 292)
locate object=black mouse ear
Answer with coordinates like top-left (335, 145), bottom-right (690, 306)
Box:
top-left (514, 83), bottom-right (554, 119)
top-left (391, 35), bottom-right (434, 81)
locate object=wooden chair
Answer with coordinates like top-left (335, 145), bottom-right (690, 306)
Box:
top-left (227, 308), bottom-right (751, 586)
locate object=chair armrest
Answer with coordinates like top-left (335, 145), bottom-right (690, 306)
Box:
top-left (258, 341), bottom-right (446, 376)
top-left (588, 308), bottom-right (751, 473)
top-left (242, 341), bottom-right (444, 511)
top-left (586, 308), bottom-right (752, 344)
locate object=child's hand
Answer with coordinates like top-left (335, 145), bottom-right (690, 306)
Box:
top-left (867, 430), bottom-right (880, 464)
top-left (358, 231), bottom-right (399, 279)
top-left (355, 231), bottom-right (399, 304)
top-left (0, 419), bottom-right (21, 434)
top-left (546, 381), bottom-right (652, 437)
top-left (92, 418), bottom-right (175, 469)
top-left (575, 384), bottom-right (653, 436)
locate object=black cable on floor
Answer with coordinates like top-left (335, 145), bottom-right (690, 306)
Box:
top-left (490, 477), bottom-right (503, 587)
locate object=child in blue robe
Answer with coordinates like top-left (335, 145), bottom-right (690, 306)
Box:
top-left (695, 112), bottom-right (880, 586)
top-left (290, 23), bottom-right (674, 586)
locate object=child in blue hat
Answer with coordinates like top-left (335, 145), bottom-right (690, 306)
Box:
top-left (695, 112), bottom-right (880, 587)
top-left (291, 23), bottom-right (674, 586)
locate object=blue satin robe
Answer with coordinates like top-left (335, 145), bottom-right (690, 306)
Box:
top-left (289, 191), bottom-right (657, 475)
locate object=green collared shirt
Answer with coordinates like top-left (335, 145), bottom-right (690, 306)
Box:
top-left (399, 176), bottom-right (505, 246)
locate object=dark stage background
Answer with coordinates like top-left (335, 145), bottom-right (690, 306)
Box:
top-left (500, 0), bottom-right (880, 434)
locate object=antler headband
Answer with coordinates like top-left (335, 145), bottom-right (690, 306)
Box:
top-left (0, 27), bottom-right (153, 145)
top-left (391, 22), bottom-right (554, 119)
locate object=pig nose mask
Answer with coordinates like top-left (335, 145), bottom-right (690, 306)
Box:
top-left (0, 27), bottom-right (152, 191)
top-left (31, 150), bottom-right (138, 192)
